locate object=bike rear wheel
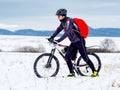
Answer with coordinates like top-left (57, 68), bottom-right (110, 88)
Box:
top-left (77, 52), bottom-right (101, 76)
top-left (33, 53), bottom-right (60, 78)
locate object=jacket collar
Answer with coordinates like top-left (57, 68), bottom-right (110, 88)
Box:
top-left (60, 17), bottom-right (68, 23)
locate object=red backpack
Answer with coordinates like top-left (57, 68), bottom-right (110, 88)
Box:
top-left (73, 18), bottom-right (89, 38)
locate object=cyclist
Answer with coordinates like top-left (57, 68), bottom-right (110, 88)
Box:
top-left (48, 8), bottom-right (98, 77)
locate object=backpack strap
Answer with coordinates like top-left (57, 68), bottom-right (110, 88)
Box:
top-left (71, 18), bottom-right (80, 34)
top-left (61, 17), bottom-right (80, 34)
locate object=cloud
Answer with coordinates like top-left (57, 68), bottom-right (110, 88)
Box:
top-left (0, 23), bottom-right (20, 30)
top-left (0, 14), bottom-right (120, 31)
top-left (0, 16), bottom-right (59, 31)
top-left (85, 15), bottom-right (120, 28)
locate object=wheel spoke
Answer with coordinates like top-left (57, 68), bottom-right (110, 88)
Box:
top-left (77, 53), bottom-right (101, 76)
top-left (33, 53), bottom-right (59, 78)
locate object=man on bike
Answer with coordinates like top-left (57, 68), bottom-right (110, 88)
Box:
top-left (48, 8), bottom-right (98, 77)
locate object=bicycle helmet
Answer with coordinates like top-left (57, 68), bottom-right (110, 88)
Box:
top-left (56, 8), bottom-right (67, 16)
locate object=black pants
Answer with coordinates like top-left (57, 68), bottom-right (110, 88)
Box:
top-left (65, 38), bottom-right (96, 74)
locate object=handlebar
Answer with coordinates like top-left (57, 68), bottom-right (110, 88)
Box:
top-left (46, 38), bottom-right (68, 48)
top-left (46, 38), bottom-right (58, 44)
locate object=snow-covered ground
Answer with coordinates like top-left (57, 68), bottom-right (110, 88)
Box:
top-left (0, 35), bottom-right (120, 90)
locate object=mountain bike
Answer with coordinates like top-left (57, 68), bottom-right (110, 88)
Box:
top-left (33, 39), bottom-right (101, 78)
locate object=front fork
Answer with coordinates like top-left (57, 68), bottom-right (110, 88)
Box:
top-left (45, 49), bottom-right (56, 68)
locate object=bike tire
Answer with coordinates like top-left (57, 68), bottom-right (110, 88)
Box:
top-left (77, 52), bottom-right (101, 76)
top-left (33, 53), bottom-right (60, 78)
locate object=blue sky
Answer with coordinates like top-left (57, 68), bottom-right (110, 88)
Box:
top-left (0, 0), bottom-right (120, 31)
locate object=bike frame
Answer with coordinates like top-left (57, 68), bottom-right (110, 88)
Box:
top-left (49, 43), bottom-right (68, 60)
top-left (48, 42), bottom-right (80, 75)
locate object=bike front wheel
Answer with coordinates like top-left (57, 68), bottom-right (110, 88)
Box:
top-left (33, 53), bottom-right (60, 78)
top-left (77, 52), bottom-right (101, 76)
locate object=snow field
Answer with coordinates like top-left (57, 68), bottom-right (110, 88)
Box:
top-left (0, 35), bottom-right (120, 90)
